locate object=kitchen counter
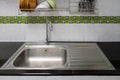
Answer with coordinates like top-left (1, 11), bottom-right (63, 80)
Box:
top-left (0, 42), bottom-right (120, 75)
top-left (0, 43), bottom-right (23, 67)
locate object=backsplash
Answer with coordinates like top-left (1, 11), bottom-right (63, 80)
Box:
top-left (0, 16), bottom-right (120, 24)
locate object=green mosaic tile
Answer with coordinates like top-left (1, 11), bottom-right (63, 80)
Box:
top-left (10, 16), bottom-right (14, 20)
top-left (17, 16), bottom-right (22, 20)
top-left (0, 20), bottom-right (2, 24)
top-left (3, 16), bottom-right (7, 20)
top-left (0, 16), bottom-right (120, 24)
top-left (118, 20), bottom-right (120, 24)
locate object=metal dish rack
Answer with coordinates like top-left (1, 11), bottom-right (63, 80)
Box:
top-left (18, 0), bottom-right (69, 15)
top-left (69, 0), bottom-right (98, 14)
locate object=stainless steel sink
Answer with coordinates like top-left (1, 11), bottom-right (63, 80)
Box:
top-left (13, 45), bottom-right (67, 68)
top-left (2, 43), bottom-right (115, 70)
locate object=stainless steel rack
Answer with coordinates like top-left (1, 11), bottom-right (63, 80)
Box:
top-left (69, 0), bottom-right (97, 14)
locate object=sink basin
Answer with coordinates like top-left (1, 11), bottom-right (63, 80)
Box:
top-left (13, 45), bottom-right (67, 68)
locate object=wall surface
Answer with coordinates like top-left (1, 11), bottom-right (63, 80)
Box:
top-left (51, 24), bottom-right (120, 42)
top-left (0, 0), bottom-right (120, 16)
top-left (0, 24), bottom-right (46, 42)
top-left (0, 0), bottom-right (120, 42)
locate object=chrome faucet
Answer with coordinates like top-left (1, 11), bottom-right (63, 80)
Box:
top-left (46, 20), bottom-right (53, 45)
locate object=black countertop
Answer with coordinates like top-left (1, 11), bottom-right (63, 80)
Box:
top-left (98, 42), bottom-right (120, 70)
top-left (0, 42), bottom-right (120, 76)
top-left (0, 43), bottom-right (23, 67)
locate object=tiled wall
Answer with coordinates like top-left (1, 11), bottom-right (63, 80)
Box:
top-left (0, 0), bottom-right (120, 42)
top-left (0, 24), bottom-right (46, 42)
top-left (51, 24), bottom-right (120, 42)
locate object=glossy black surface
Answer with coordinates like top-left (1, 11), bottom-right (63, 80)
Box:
top-left (97, 42), bottom-right (120, 70)
top-left (0, 42), bottom-right (23, 67)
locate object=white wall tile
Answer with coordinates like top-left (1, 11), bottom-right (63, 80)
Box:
top-left (50, 24), bottom-right (120, 42)
top-left (0, 24), bottom-right (25, 42)
top-left (25, 24), bottom-right (46, 42)
top-left (0, 0), bottom-right (26, 16)
top-left (51, 24), bottom-right (85, 41)
top-left (98, 0), bottom-right (120, 16)
top-left (0, 24), bottom-right (46, 42)
top-left (97, 24), bottom-right (120, 41)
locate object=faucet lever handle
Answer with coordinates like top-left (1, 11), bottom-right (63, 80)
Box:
top-left (48, 21), bottom-right (53, 31)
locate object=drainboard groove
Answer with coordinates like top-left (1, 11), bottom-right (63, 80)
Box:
top-left (69, 62), bottom-right (107, 66)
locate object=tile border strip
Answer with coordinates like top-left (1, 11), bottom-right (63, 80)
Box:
top-left (0, 16), bottom-right (120, 24)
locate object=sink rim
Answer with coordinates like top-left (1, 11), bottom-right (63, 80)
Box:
top-left (2, 43), bottom-right (68, 69)
top-left (13, 46), bottom-right (68, 69)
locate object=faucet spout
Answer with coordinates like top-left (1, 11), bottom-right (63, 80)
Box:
top-left (46, 20), bottom-right (53, 45)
